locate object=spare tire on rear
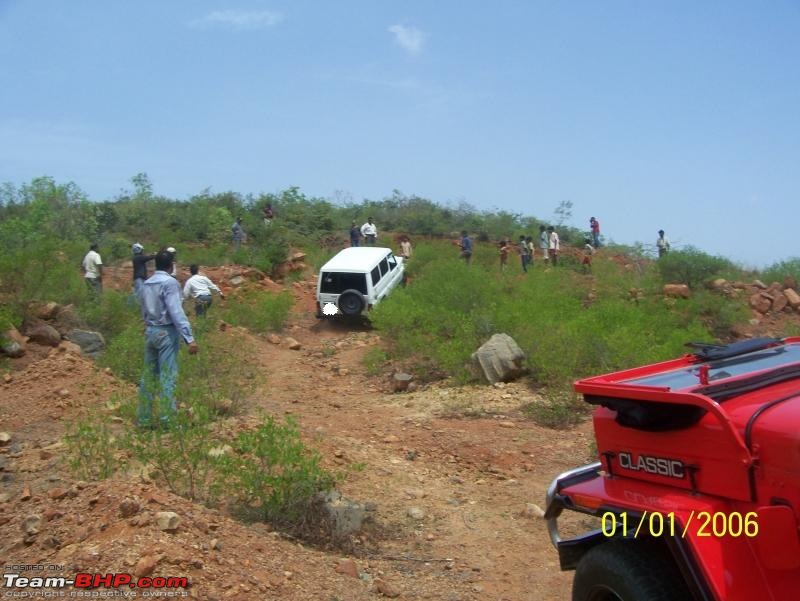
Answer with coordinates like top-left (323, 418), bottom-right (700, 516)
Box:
top-left (337, 290), bottom-right (365, 316)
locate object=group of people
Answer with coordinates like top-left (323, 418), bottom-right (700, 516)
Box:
top-left (495, 225), bottom-right (561, 272)
top-left (81, 242), bottom-right (228, 430)
top-left (349, 217), bottom-right (378, 246)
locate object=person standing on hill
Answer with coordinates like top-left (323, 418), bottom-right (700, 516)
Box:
top-left (518, 235), bottom-right (530, 273)
top-left (499, 239), bottom-right (510, 271)
top-left (361, 217), bottom-right (377, 245)
top-left (548, 226), bottom-right (560, 266)
top-left (582, 238), bottom-right (595, 273)
top-left (232, 217), bottom-right (245, 251)
top-left (458, 230), bottom-right (473, 264)
top-left (399, 236), bottom-right (412, 260)
top-left (526, 236), bottom-right (535, 267)
top-left (82, 243), bottom-right (103, 298)
top-left (132, 243), bottom-right (155, 295)
top-left (183, 264), bottom-right (224, 317)
top-left (137, 249), bottom-right (198, 429)
top-left (349, 221), bottom-right (361, 247)
top-left (539, 225), bottom-right (550, 265)
top-left (657, 230), bottom-right (670, 257)
top-left (262, 204), bottom-right (274, 226)
top-left (590, 217), bottom-right (601, 248)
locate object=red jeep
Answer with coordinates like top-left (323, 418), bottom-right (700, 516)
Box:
top-left (546, 337), bottom-right (800, 601)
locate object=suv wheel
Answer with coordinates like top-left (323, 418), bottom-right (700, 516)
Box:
top-left (573, 540), bottom-right (691, 601)
top-left (337, 290), bottom-right (365, 316)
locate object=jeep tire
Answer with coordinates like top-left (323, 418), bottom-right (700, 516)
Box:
top-left (337, 290), bottom-right (365, 316)
top-left (572, 540), bottom-right (691, 601)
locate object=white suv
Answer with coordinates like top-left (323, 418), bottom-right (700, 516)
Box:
top-left (316, 247), bottom-right (405, 317)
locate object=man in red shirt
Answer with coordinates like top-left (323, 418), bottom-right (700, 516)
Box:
top-left (589, 217), bottom-right (601, 248)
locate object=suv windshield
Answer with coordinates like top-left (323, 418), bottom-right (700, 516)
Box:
top-left (320, 272), bottom-right (367, 295)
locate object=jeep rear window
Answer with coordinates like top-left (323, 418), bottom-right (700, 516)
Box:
top-left (379, 257), bottom-right (389, 276)
top-left (320, 272), bottom-right (367, 295)
top-left (388, 254), bottom-right (397, 270)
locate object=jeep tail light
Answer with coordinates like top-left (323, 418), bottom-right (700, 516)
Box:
top-left (571, 492), bottom-right (604, 511)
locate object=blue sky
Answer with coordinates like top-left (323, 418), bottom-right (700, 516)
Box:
top-left (1, 1), bottom-right (798, 266)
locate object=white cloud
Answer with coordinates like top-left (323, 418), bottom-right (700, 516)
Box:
top-left (191, 10), bottom-right (283, 31)
top-left (388, 24), bottom-right (426, 55)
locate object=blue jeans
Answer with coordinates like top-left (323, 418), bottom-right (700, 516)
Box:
top-left (194, 294), bottom-right (212, 317)
top-left (138, 325), bottom-right (180, 427)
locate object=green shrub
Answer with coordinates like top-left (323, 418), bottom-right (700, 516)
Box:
top-left (81, 289), bottom-right (140, 339)
top-left (761, 258), bottom-right (800, 287)
top-left (363, 347), bottom-right (390, 376)
top-left (122, 406), bottom-right (217, 501)
top-left (372, 242), bottom-right (730, 397)
top-left (219, 289), bottom-right (293, 333)
top-left (64, 414), bottom-right (120, 480)
top-left (657, 247), bottom-right (735, 289)
top-left (215, 415), bottom-right (337, 526)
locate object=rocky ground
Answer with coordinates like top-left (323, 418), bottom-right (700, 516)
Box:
top-left (2, 263), bottom-right (799, 601)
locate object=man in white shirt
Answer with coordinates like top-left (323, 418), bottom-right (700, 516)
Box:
top-left (547, 226), bottom-right (560, 266)
top-left (182, 264), bottom-right (224, 316)
top-left (360, 218), bottom-right (377, 245)
top-left (82, 243), bottom-right (103, 297)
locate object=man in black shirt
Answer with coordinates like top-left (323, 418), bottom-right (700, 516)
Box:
top-left (132, 243), bottom-right (155, 295)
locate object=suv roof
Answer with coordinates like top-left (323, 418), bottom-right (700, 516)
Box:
top-left (320, 247), bottom-right (393, 272)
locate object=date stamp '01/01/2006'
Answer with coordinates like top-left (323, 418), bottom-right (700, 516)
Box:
top-left (601, 511), bottom-right (759, 539)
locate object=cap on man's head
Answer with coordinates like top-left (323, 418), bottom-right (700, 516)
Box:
top-left (166, 247), bottom-right (176, 253)
top-left (132, 243), bottom-right (144, 254)
top-left (658, 230), bottom-right (664, 235)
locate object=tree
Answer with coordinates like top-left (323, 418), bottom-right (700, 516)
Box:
top-left (554, 200), bottom-right (573, 226)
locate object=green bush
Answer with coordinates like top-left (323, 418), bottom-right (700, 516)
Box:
top-left (81, 289), bottom-right (140, 339)
top-left (215, 415), bottom-right (337, 526)
top-left (371, 242), bottom-right (732, 396)
top-left (219, 289), bottom-right (293, 333)
top-left (656, 247), bottom-right (735, 289)
top-left (761, 258), bottom-right (800, 287)
top-left (64, 414), bottom-right (119, 480)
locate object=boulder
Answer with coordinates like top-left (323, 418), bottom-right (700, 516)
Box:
top-left (784, 288), bottom-right (800, 310)
top-left (58, 340), bottom-right (83, 356)
top-left (784, 276), bottom-right (798, 291)
top-left (4, 328), bottom-right (27, 349)
top-left (752, 279), bottom-right (768, 290)
top-left (155, 511), bottom-right (181, 532)
top-left (317, 490), bottom-right (365, 538)
top-left (36, 302), bottom-right (61, 320)
top-left (66, 330), bottom-right (105, 358)
top-left (470, 333), bottom-right (526, 384)
top-left (52, 305), bottom-right (84, 336)
top-left (772, 294), bottom-right (788, 313)
top-left (26, 323), bottom-right (61, 347)
top-left (749, 293), bottom-right (773, 315)
top-left (229, 276), bottom-right (245, 287)
top-left (1, 341), bottom-right (23, 358)
top-left (710, 278), bottom-right (728, 291)
top-left (392, 372), bottom-right (413, 393)
top-left (284, 337), bottom-right (302, 350)
top-left (663, 284), bottom-right (690, 299)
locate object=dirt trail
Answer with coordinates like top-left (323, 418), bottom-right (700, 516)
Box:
top-left (245, 279), bottom-right (594, 600)
top-left (0, 276), bottom-right (594, 600)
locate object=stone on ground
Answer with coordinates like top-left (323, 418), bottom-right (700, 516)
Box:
top-left (470, 333), bottom-right (526, 384)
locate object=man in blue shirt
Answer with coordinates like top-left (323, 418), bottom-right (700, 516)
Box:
top-left (231, 217), bottom-right (244, 251)
top-left (459, 231), bottom-right (473, 264)
top-left (137, 249), bottom-right (198, 428)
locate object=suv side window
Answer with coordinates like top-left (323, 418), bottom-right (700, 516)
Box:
top-left (379, 257), bottom-right (389, 277)
top-left (371, 266), bottom-right (381, 286)
top-left (387, 254), bottom-right (397, 270)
